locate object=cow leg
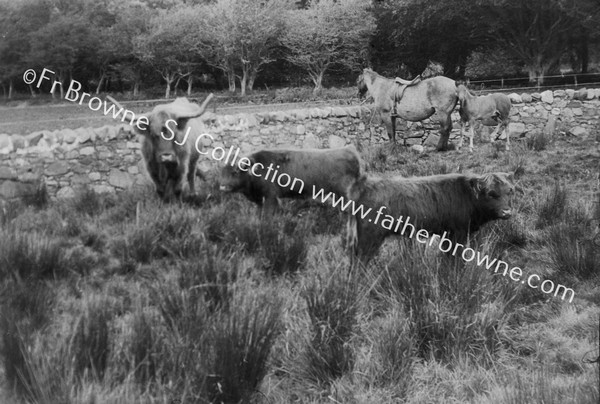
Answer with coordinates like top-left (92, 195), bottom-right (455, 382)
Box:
top-left (146, 159), bottom-right (167, 199)
top-left (436, 113), bottom-right (452, 151)
top-left (173, 163), bottom-right (189, 201)
top-left (187, 155), bottom-right (200, 197)
top-left (262, 195), bottom-right (281, 215)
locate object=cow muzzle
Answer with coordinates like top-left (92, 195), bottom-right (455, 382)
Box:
top-left (499, 209), bottom-right (512, 219)
top-left (219, 185), bottom-right (231, 192)
top-left (159, 153), bottom-right (177, 164)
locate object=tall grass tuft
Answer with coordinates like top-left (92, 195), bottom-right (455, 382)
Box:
top-left (370, 240), bottom-right (515, 364)
top-left (536, 182), bottom-right (567, 228)
top-left (177, 245), bottom-right (238, 311)
top-left (207, 290), bottom-right (282, 403)
top-left (259, 213), bottom-right (310, 275)
top-left (526, 130), bottom-right (550, 151)
top-left (21, 181), bottom-right (49, 209)
top-left (547, 205), bottom-right (599, 280)
top-left (0, 229), bottom-right (64, 281)
top-left (70, 186), bottom-right (106, 217)
top-left (0, 281), bottom-right (53, 399)
top-left (68, 295), bottom-right (112, 381)
top-left (300, 264), bottom-right (359, 384)
top-left (369, 305), bottom-right (415, 395)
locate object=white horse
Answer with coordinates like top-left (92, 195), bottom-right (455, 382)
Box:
top-left (456, 84), bottom-right (512, 152)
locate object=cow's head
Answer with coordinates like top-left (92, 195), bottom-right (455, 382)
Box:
top-left (134, 95), bottom-right (214, 167)
top-left (470, 172), bottom-right (515, 220)
top-left (218, 156), bottom-right (257, 194)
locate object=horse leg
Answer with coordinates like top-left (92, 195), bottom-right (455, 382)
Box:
top-left (436, 113), bottom-right (453, 152)
top-left (502, 121), bottom-right (510, 151)
top-left (468, 122), bottom-right (475, 153)
top-left (383, 114), bottom-right (396, 142)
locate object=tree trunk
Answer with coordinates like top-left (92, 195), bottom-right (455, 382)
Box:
top-left (227, 72), bottom-right (236, 92)
top-left (240, 66), bottom-right (249, 97)
top-left (187, 76), bottom-right (193, 96)
top-left (164, 71), bottom-right (177, 99)
top-left (579, 31), bottom-right (589, 73)
top-left (174, 76), bottom-right (182, 96)
top-left (133, 81), bottom-right (140, 97)
top-left (227, 60), bottom-right (236, 92)
top-left (247, 67), bottom-right (258, 92)
top-left (311, 70), bottom-right (324, 95)
top-left (28, 84), bottom-right (36, 97)
top-left (8, 78), bottom-right (13, 100)
top-left (96, 72), bottom-right (106, 94)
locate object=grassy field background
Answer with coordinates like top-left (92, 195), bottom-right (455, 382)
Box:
top-left (0, 88), bottom-right (357, 135)
top-left (0, 101), bottom-right (599, 403)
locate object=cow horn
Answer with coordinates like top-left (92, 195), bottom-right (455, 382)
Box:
top-left (196, 93), bottom-right (214, 116)
top-left (106, 95), bottom-right (126, 111)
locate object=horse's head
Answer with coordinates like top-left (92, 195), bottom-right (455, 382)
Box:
top-left (356, 73), bottom-right (368, 99)
top-left (455, 82), bottom-right (469, 102)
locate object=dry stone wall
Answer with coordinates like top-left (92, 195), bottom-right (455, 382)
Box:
top-left (1, 88), bottom-right (599, 201)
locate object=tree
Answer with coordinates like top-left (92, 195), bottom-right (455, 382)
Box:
top-left (28, 12), bottom-right (98, 98)
top-left (372, 0), bottom-right (489, 78)
top-left (281, 0), bottom-right (376, 94)
top-left (197, 0), bottom-right (289, 96)
top-left (0, 0), bottom-right (52, 98)
top-left (135, 7), bottom-right (203, 98)
top-left (477, 0), bottom-right (600, 84)
top-left (109, 2), bottom-right (155, 97)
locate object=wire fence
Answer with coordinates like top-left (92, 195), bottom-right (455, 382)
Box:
top-left (465, 72), bottom-right (600, 94)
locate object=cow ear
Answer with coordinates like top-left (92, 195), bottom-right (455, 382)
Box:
top-left (469, 177), bottom-right (484, 198)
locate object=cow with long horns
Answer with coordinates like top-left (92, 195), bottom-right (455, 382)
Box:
top-left (108, 94), bottom-right (214, 201)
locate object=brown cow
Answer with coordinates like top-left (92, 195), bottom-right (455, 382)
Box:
top-left (120, 95), bottom-right (214, 201)
top-left (347, 172), bottom-right (515, 264)
top-left (219, 146), bottom-right (363, 213)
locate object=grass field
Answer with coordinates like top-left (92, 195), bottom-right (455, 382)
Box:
top-left (0, 118), bottom-right (599, 403)
top-left (0, 87), bottom-right (357, 135)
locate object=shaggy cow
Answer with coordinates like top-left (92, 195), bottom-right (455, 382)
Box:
top-left (115, 94), bottom-right (213, 201)
top-left (219, 146), bottom-right (363, 212)
top-left (347, 172), bottom-right (515, 263)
